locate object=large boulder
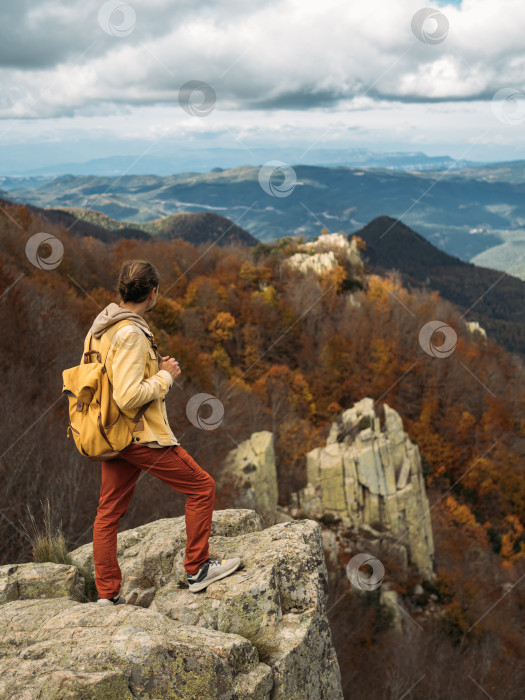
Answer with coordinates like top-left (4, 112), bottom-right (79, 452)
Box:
top-left (0, 598), bottom-right (273, 699)
top-left (0, 562), bottom-right (84, 604)
top-left (69, 509), bottom-right (263, 608)
top-left (216, 432), bottom-right (278, 527)
top-left (291, 398), bottom-right (435, 578)
top-left (151, 519), bottom-right (341, 699)
top-left (65, 508), bottom-right (343, 699)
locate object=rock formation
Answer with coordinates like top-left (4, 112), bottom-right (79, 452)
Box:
top-left (216, 431), bottom-right (278, 527)
top-left (0, 598), bottom-right (274, 698)
top-left (466, 320), bottom-right (487, 339)
top-left (0, 509), bottom-right (343, 699)
top-left (284, 231), bottom-right (363, 276)
top-left (0, 562), bottom-right (84, 604)
top-left (291, 397), bottom-right (435, 578)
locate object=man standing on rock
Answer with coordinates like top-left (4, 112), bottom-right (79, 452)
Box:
top-left (87, 259), bottom-right (241, 605)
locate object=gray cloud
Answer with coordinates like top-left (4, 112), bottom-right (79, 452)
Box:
top-left (0, 0), bottom-right (273, 69)
top-left (0, 0), bottom-right (524, 119)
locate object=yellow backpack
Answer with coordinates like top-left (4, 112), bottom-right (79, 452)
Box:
top-left (62, 319), bottom-right (154, 461)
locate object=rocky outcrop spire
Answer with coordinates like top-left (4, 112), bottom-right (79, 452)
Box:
top-left (291, 397), bottom-right (435, 578)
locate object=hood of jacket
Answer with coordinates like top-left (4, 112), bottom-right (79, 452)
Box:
top-left (89, 302), bottom-right (154, 340)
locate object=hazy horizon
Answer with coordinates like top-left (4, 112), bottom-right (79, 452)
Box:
top-left (0, 144), bottom-right (509, 179)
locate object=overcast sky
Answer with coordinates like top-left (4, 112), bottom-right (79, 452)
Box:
top-left (1, 0), bottom-right (525, 173)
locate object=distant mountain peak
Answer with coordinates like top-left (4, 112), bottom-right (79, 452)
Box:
top-left (140, 210), bottom-right (258, 247)
top-left (354, 216), bottom-right (467, 270)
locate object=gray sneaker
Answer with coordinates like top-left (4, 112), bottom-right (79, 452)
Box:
top-left (97, 593), bottom-right (126, 606)
top-left (186, 556), bottom-right (241, 592)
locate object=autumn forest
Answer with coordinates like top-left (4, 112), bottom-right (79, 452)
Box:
top-left (1, 200), bottom-right (524, 698)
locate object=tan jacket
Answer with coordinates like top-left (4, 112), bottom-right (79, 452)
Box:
top-left (82, 303), bottom-right (180, 448)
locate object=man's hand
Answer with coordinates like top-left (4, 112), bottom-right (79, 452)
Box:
top-left (159, 355), bottom-right (182, 380)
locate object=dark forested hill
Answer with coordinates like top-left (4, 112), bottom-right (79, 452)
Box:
top-left (0, 196), bottom-right (256, 248)
top-left (355, 216), bottom-right (525, 356)
top-left (138, 211), bottom-right (258, 246)
top-left (0, 196), bottom-right (149, 243)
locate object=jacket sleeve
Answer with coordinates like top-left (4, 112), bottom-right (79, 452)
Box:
top-left (109, 325), bottom-right (174, 411)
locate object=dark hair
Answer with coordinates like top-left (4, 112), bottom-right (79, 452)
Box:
top-left (117, 260), bottom-right (160, 303)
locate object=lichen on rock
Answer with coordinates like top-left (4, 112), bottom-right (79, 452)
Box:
top-left (0, 562), bottom-right (84, 604)
top-left (0, 598), bottom-right (273, 699)
top-left (0, 509), bottom-right (343, 699)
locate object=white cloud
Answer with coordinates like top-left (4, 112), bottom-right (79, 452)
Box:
top-left (0, 0), bottom-right (524, 120)
top-left (1, 0), bottom-right (525, 167)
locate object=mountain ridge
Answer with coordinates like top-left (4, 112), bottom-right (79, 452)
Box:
top-left (0, 196), bottom-right (257, 248)
top-left (5, 163), bottom-right (524, 266)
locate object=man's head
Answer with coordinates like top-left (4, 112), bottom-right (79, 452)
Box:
top-left (117, 259), bottom-right (160, 316)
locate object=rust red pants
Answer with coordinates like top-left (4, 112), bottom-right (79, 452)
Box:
top-left (93, 443), bottom-right (215, 599)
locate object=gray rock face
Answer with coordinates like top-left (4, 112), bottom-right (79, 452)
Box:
top-left (216, 432), bottom-right (278, 527)
top-left (150, 519), bottom-right (341, 699)
top-left (0, 598), bottom-right (273, 699)
top-left (0, 562), bottom-right (84, 604)
top-left (284, 232), bottom-right (363, 276)
top-left (291, 398), bottom-right (435, 577)
top-left (0, 510), bottom-right (342, 699)
top-left (69, 510), bottom-right (263, 609)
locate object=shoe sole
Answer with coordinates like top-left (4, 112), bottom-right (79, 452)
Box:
top-left (188, 559), bottom-right (241, 593)
top-left (97, 595), bottom-right (126, 605)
